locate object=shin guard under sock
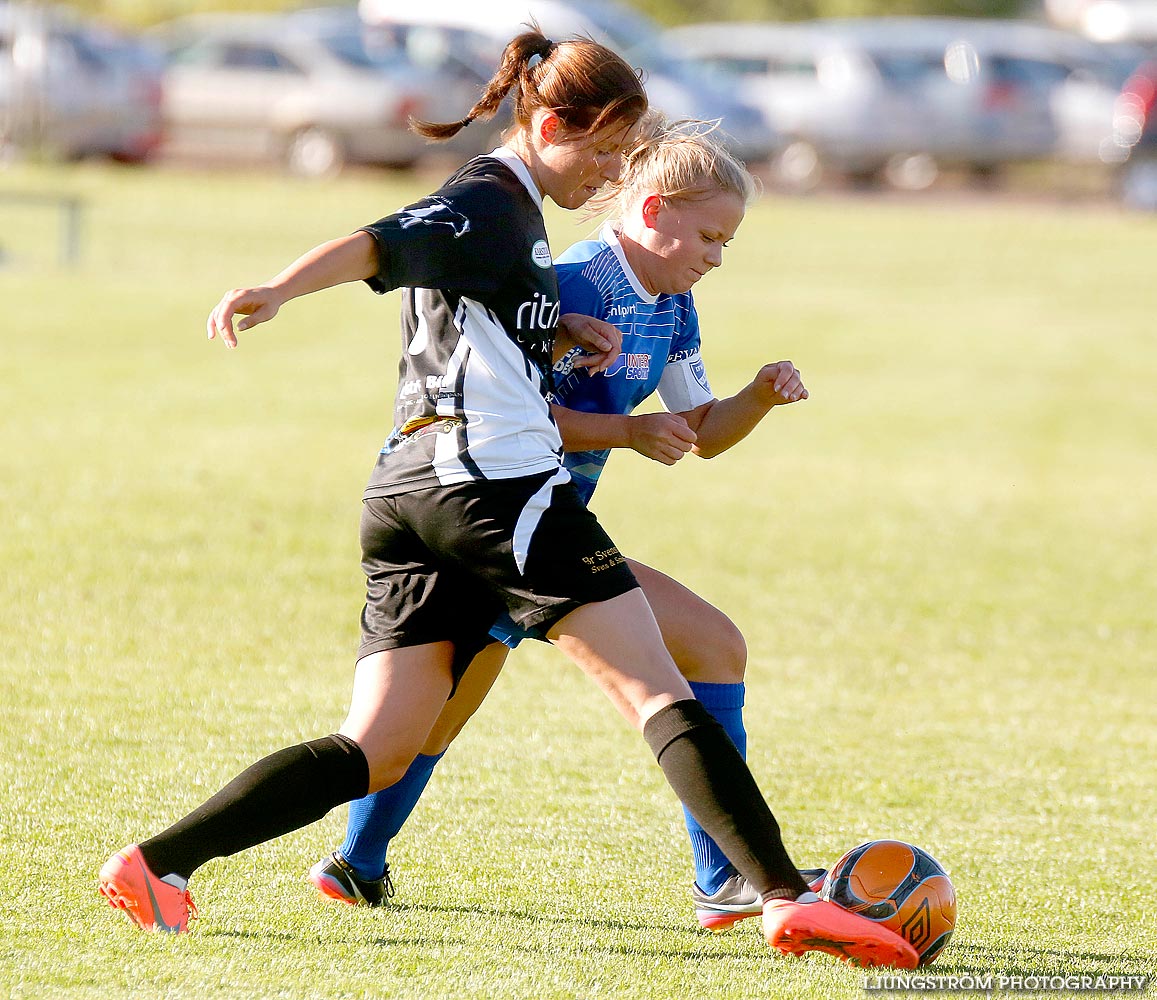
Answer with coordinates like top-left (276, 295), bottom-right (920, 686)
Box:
top-left (644, 699), bottom-right (808, 900)
top-left (139, 733), bottom-right (370, 881)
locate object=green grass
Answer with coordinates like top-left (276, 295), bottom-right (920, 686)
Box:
top-left (1, 161), bottom-right (1155, 998)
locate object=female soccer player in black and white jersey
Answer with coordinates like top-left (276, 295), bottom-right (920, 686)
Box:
top-left (97, 28), bottom-right (916, 969)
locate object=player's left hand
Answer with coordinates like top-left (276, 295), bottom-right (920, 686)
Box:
top-left (207, 285), bottom-right (284, 348)
top-left (556, 313), bottom-right (622, 375)
top-left (754, 361), bottom-right (808, 405)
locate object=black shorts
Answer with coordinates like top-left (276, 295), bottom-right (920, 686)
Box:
top-left (358, 469), bottom-right (638, 681)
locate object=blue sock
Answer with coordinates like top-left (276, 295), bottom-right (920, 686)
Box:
top-left (339, 751), bottom-right (445, 881)
top-left (684, 681), bottom-right (747, 896)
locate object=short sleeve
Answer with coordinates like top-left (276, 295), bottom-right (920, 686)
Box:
top-left (359, 181), bottom-right (521, 295)
top-left (657, 299), bottom-right (714, 412)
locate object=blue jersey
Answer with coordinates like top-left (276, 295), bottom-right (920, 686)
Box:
top-left (489, 223), bottom-right (717, 650)
top-left (551, 223), bottom-right (715, 504)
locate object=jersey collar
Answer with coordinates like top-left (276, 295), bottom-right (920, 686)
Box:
top-left (486, 147), bottom-right (544, 213)
top-left (601, 222), bottom-right (658, 305)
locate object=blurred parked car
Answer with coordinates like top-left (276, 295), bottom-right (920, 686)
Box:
top-left (1046, 0), bottom-right (1157, 43)
top-left (357, 0), bottom-right (782, 166)
top-left (153, 12), bottom-right (472, 177)
top-left (664, 17), bottom-right (1143, 190)
top-left (1048, 37), bottom-right (1152, 162)
top-left (282, 6), bottom-right (502, 161)
top-left (662, 19), bottom-right (949, 189)
top-left (1, 3), bottom-right (162, 163)
top-left (949, 24), bottom-right (1151, 167)
top-left (1112, 57), bottom-right (1157, 204)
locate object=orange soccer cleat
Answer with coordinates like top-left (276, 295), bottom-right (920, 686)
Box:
top-left (99, 844), bottom-right (197, 933)
top-left (763, 896), bottom-right (918, 968)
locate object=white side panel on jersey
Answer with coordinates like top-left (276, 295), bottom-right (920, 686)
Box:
top-left (408, 299), bottom-right (432, 356)
top-left (657, 352), bottom-right (715, 413)
top-left (431, 329), bottom-right (474, 476)
top-left (431, 296), bottom-right (564, 485)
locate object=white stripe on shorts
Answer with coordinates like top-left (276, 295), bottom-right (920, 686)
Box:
top-left (512, 467), bottom-right (572, 574)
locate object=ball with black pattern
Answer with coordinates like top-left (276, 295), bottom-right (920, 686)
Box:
top-left (821, 839), bottom-right (957, 966)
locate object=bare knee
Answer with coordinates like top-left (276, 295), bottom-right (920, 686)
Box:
top-left (717, 619), bottom-right (748, 683)
top-left (677, 615), bottom-right (747, 685)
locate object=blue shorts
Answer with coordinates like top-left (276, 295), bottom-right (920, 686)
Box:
top-left (488, 613), bottom-right (549, 649)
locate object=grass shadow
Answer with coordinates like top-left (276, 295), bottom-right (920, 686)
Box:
top-left (388, 898), bottom-right (698, 936)
top-left (201, 898), bottom-right (767, 964)
top-left (202, 926), bottom-right (450, 950)
top-left (377, 900), bottom-right (787, 965)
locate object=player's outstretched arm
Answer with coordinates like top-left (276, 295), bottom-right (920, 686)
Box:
top-left (552, 407), bottom-right (697, 466)
top-left (207, 233), bottom-right (378, 348)
top-left (681, 360), bottom-right (808, 459)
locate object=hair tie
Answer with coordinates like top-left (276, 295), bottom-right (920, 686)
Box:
top-left (461, 114), bottom-right (475, 128)
top-left (527, 40), bottom-right (554, 69)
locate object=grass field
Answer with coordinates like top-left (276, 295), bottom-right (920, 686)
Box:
top-left (1, 160), bottom-right (1155, 999)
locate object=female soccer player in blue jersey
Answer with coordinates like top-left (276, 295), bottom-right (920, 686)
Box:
top-left (309, 119), bottom-right (822, 930)
top-left (97, 32), bottom-right (915, 968)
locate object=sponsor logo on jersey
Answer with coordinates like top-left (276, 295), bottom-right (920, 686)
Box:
top-left (552, 346), bottom-right (584, 380)
top-left (404, 415), bottom-right (464, 441)
top-left (607, 303), bottom-right (634, 318)
top-left (601, 354), bottom-right (627, 378)
top-left (516, 291), bottom-right (560, 331)
top-left (581, 543), bottom-right (626, 574)
top-left (599, 353), bottom-right (652, 381)
top-left (531, 240), bottom-right (552, 269)
top-left (397, 197), bottom-right (471, 237)
top-left (625, 353), bottom-right (650, 380)
top-left (399, 374), bottom-right (448, 398)
top-left (380, 415), bottom-right (464, 455)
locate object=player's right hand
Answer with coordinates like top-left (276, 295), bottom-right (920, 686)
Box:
top-left (207, 286), bottom-right (283, 349)
top-left (556, 313), bottom-right (623, 375)
top-left (628, 412), bottom-right (697, 465)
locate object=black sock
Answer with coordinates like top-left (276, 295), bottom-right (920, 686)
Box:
top-left (139, 733), bottom-right (369, 882)
top-left (644, 699), bottom-right (809, 901)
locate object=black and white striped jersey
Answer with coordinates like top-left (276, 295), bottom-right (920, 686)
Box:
top-left (359, 148), bottom-right (565, 498)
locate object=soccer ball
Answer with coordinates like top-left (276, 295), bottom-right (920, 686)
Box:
top-left (821, 840), bottom-right (956, 965)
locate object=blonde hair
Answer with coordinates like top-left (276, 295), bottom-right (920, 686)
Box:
top-left (412, 27), bottom-right (647, 143)
top-left (588, 113), bottom-right (759, 217)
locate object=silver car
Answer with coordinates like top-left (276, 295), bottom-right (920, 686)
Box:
top-left (664, 17), bottom-right (1136, 190)
top-left (357, 0), bottom-right (782, 166)
top-left (663, 19), bottom-right (948, 189)
top-left (155, 12), bottom-right (472, 177)
top-left (1, 3), bottom-right (162, 163)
